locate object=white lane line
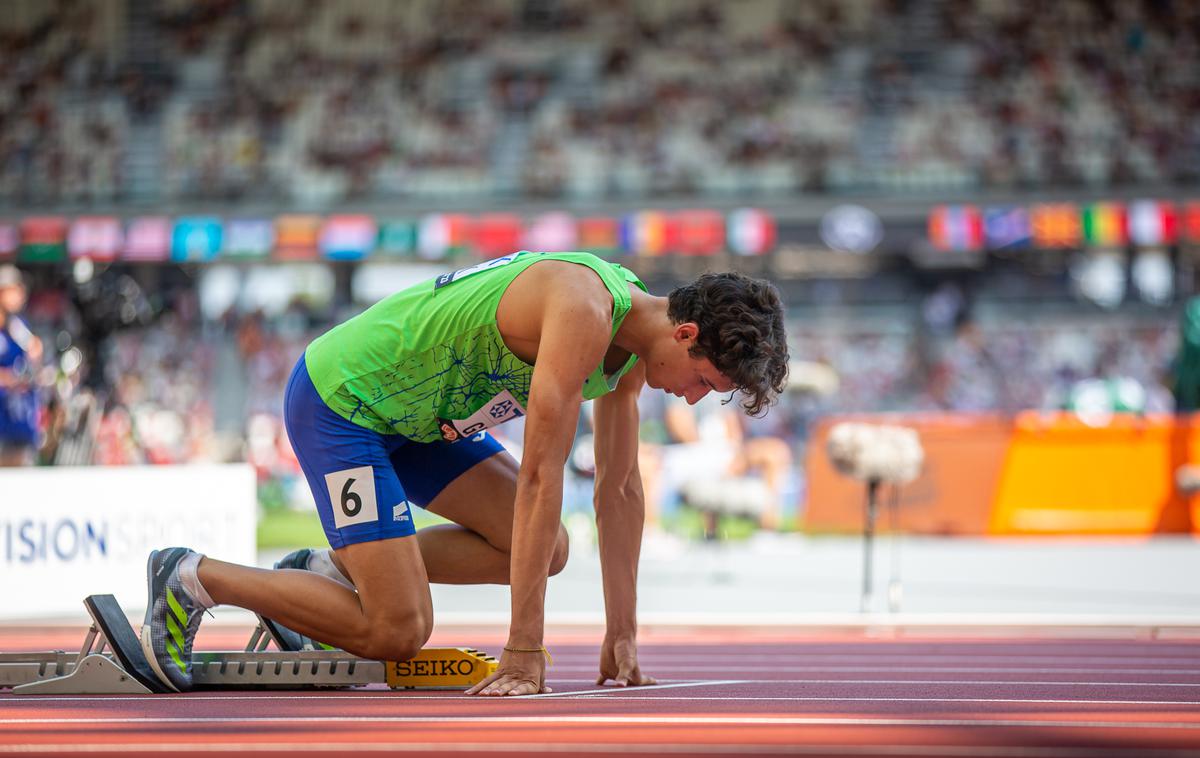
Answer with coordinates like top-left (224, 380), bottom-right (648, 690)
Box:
top-left (0, 742), bottom-right (1188, 756)
top-left (519, 679), bottom-right (745, 699)
top-left (607, 654), bottom-right (1200, 664)
top-left (4, 679), bottom-right (1200, 705)
top-left (699, 679), bottom-right (1200, 688)
top-left (0, 695), bottom-right (1194, 708)
top-left (624, 652), bottom-right (1200, 662)
top-left (0, 743), bottom-right (1190, 756)
top-left (548, 665), bottom-right (1200, 674)
top-left (748, 681), bottom-right (1200, 686)
top-left (572, 695), bottom-right (1200, 705)
top-left (1, 715), bottom-right (1198, 729)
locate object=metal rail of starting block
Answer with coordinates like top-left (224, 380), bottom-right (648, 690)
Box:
top-left (0, 594), bottom-right (497, 695)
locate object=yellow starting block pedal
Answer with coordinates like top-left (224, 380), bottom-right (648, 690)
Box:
top-left (386, 647), bottom-right (497, 690)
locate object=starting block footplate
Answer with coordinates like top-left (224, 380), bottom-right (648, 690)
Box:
top-left (0, 595), bottom-right (497, 694)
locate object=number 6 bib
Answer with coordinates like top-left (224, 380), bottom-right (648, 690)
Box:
top-left (324, 466), bottom-right (379, 528)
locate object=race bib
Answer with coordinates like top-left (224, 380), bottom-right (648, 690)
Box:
top-left (434, 253), bottom-right (520, 289)
top-left (324, 466), bottom-right (379, 529)
top-left (437, 389), bottom-right (526, 442)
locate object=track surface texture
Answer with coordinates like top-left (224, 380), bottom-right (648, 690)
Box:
top-left (2, 627), bottom-right (1200, 757)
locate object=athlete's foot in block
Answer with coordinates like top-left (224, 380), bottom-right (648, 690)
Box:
top-left (140, 547), bottom-right (207, 692)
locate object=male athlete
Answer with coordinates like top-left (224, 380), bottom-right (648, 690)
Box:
top-left (142, 251), bottom-right (788, 696)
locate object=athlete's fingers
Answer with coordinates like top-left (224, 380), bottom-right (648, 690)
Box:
top-left (493, 677), bottom-right (536, 696)
top-left (502, 680), bottom-right (540, 696)
top-left (465, 671), bottom-right (504, 695)
top-left (482, 676), bottom-right (517, 696)
top-left (618, 662), bottom-right (657, 687)
top-left (619, 661), bottom-right (636, 685)
top-left (470, 671), bottom-right (517, 696)
top-left (477, 674), bottom-right (537, 696)
top-left (616, 655), bottom-right (641, 686)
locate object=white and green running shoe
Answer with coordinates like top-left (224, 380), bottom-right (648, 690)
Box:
top-left (140, 547), bottom-right (204, 692)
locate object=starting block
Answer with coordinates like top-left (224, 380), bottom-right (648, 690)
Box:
top-left (0, 594), bottom-right (496, 695)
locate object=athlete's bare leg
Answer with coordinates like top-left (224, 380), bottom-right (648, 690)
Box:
top-left (201, 451), bottom-right (563, 656)
top-left (399, 450), bottom-right (570, 585)
top-left (324, 451), bottom-right (569, 585)
top-left (198, 536), bottom-right (433, 662)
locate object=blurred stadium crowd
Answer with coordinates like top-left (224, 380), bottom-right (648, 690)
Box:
top-left (2, 0), bottom-right (1198, 205)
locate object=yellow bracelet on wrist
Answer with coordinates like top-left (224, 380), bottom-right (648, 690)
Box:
top-left (503, 645), bottom-right (553, 666)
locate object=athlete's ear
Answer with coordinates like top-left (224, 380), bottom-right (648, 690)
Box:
top-left (673, 322), bottom-right (699, 343)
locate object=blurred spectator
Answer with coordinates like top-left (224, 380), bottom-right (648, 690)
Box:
top-left (928, 316), bottom-right (1014, 412)
top-left (1170, 297), bottom-right (1200, 412)
top-left (0, 266), bottom-right (43, 466)
top-left (0, 0), bottom-right (126, 204)
top-left (647, 392), bottom-right (793, 531)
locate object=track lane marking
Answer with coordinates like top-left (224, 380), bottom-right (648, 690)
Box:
top-left (4, 678), bottom-right (1200, 705)
top-left (541, 653), bottom-right (1200, 660)
top-left (589, 654), bottom-right (1200, 663)
top-left (2, 715), bottom-right (1199, 729)
top-left (572, 695), bottom-right (1200, 705)
top-left (547, 665), bottom-right (1200, 674)
top-left (0, 743), bottom-right (1195, 756)
top-left (519, 679), bottom-right (745, 698)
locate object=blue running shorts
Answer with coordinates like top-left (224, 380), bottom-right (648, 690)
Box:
top-left (283, 355), bottom-right (505, 549)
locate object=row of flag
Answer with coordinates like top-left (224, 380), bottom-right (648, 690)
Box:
top-left (928, 200), bottom-right (1200, 252)
top-left (0, 209), bottom-right (778, 264)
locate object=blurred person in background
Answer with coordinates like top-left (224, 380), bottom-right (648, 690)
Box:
top-left (0, 266), bottom-right (43, 466)
top-left (1171, 297), bottom-right (1200, 413)
top-left (654, 391), bottom-right (793, 532)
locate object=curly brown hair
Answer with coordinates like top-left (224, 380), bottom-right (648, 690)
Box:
top-left (667, 272), bottom-right (789, 416)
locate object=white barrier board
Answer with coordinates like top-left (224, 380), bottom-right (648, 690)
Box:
top-left (0, 464), bottom-right (256, 619)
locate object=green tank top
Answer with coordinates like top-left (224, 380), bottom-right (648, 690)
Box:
top-left (304, 251), bottom-right (647, 443)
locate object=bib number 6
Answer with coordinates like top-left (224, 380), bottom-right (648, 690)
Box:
top-left (324, 465), bottom-right (377, 528)
top-left (341, 478), bottom-right (362, 517)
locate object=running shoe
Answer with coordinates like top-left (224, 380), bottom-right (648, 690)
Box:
top-left (265, 548), bottom-right (338, 652)
top-left (140, 547), bottom-right (205, 692)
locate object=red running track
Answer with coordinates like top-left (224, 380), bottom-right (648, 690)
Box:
top-left (2, 626), bottom-right (1200, 757)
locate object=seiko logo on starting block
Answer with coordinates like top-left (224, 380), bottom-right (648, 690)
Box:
top-left (385, 647), bottom-right (497, 689)
top-left (394, 659), bottom-right (474, 677)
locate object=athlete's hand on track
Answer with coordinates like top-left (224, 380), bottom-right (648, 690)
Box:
top-left (596, 634), bottom-right (657, 687)
top-left (465, 647), bottom-right (549, 696)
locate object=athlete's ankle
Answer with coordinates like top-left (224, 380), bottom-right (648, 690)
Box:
top-left (179, 552), bottom-right (216, 609)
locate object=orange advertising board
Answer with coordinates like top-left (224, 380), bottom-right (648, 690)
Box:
top-left (804, 412), bottom-right (1200, 536)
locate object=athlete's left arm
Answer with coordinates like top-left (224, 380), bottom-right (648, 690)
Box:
top-left (591, 360), bottom-right (657, 687)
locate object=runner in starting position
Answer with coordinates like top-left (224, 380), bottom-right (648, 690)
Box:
top-left (141, 251), bottom-right (788, 696)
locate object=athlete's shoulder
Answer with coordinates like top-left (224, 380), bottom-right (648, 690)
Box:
top-left (497, 257), bottom-right (613, 337)
top-left (511, 254), bottom-right (614, 298)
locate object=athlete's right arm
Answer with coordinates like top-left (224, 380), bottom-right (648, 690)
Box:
top-left (466, 273), bottom-right (614, 697)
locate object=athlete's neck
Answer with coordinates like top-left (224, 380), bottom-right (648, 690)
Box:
top-left (612, 287), bottom-right (670, 358)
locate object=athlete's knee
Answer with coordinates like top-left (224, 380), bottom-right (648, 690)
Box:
top-left (548, 524), bottom-right (569, 576)
top-left (358, 609), bottom-right (433, 662)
